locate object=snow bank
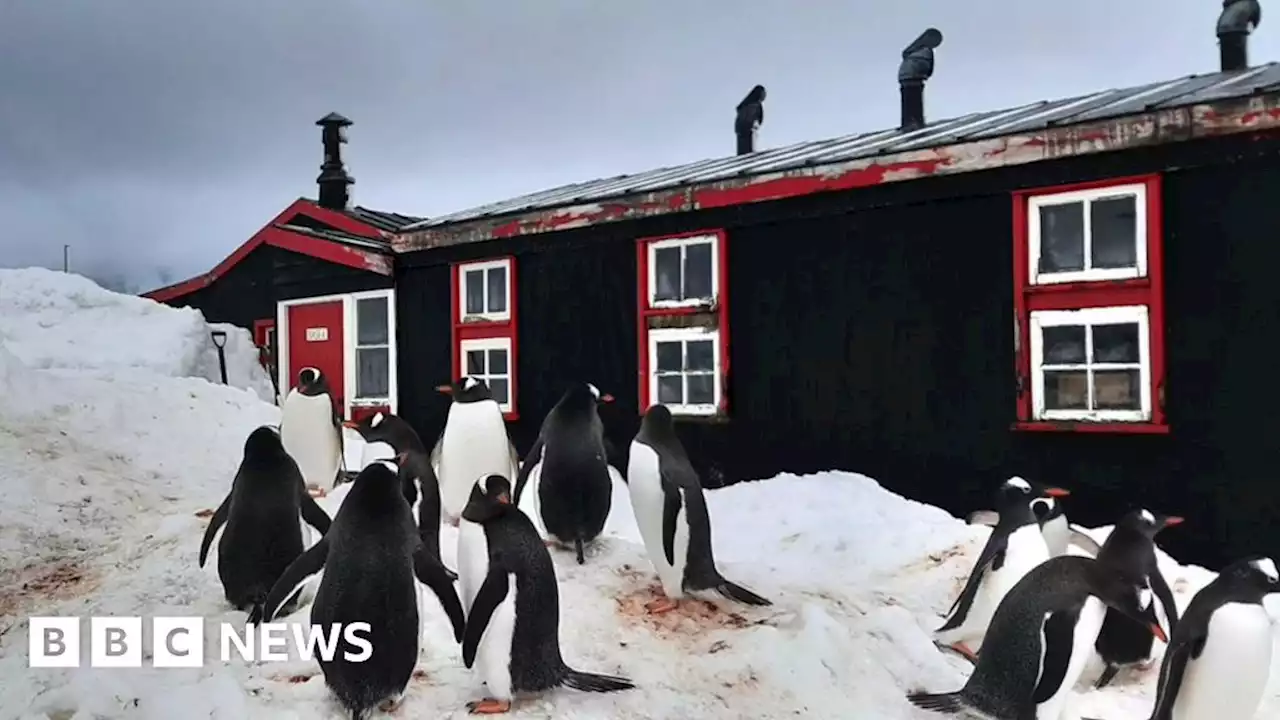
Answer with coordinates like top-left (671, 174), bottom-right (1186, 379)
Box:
top-left (0, 268), bottom-right (274, 402)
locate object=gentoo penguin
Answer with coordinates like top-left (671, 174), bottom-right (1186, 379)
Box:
top-left (432, 377), bottom-right (520, 525)
top-left (250, 461), bottom-right (465, 720)
top-left (1147, 556), bottom-right (1280, 720)
top-left (198, 425), bottom-right (331, 614)
top-left (626, 404), bottom-right (771, 613)
top-left (936, 476), bottom-right (1068, 661)
top-left (513, 382), bottom-right (616, 564)
top-left (279, 367), bottom-right (346, 497)
top-left (343, 411), bottom-right (454, 579)
top-left (457, 474), bottom-right (635, 714)
top-left (967, 495), bottom-right (1103, 557)
top-left (1093, 508), bottom-right (1183, 689)
top-left (907, 554), bottom-right (1167, 720)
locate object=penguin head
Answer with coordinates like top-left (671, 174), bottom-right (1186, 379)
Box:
top-left (462, 474), bottom-right (513, 523)
top-left (297, 367), bottom-right (328, 395)
top-left (342, 410), bottom-right (410, 447)
top-left (562, 382), bottom-right (615, 411)
top-left (995, 476), bottom-right (1068, 523)
top-left (1091, 570), bottom-right (1168, 644)
top-left (436, 376), bottom-right (493, 403)
top-left (1220, 556), bottom-right (1280, 601)
top-left (1121, 507), bottom-right (1185, 538)
top-left (586, 383), bottom-right (614, 404)
top-left (243, 425), bottom-right (285, 461)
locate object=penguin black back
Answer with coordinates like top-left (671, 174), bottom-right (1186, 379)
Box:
top-left (909, 555), bottom-right (1164, 719)
top-left (461, 475), bottom-right (634, 702)
top-left (346, 411), bottom-right (426, 454)
top-left (515, 382), bottom-right (615, 564)
top-left (1093, 508), bottom-right (1183, 688)
top-left (253, 462), bottom-right (465, 719)
top-left (198, 425), bottom-right (331, 613)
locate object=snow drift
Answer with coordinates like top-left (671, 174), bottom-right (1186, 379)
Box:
top-left (1, 266), bottom-right (1279, 719)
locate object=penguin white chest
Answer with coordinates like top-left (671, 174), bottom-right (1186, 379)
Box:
top-left (1040, 515), bottom-right (1070, 557)
top-left (279, 393), bottom-right (341, 489)
top-left (966, 525), bottom-right (1050, 648)
top-left (456, 521), bottom-right (517, 700)
top-left (437, 403), bottom-right (516, 521)
top-left (1035, 596), bottom-right (1107, 720)
top-left (1172, 603), bottom-right (1273, 720)
top-left (626, 442), bottom-right (688, 598)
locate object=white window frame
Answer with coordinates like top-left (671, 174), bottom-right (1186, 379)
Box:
top-left (646, 234), bottom-right (720, 309)
top-left (275, 288), bottom-right (397, 418)
top-left (647, 326), bottom-right (722, 416)
top-left (1027, 183), bottom-right (1147, 286)
top-left (459, 336), bottom-right (513, 413)
top-left (1028, 304), bottom-right (1150, 423)
top-left (352, 293), bottom-right (393, 404)
top-left (458, 258), bottom-right (512, 323)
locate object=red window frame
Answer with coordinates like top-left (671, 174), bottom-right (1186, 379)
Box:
top-left (635, 229), bottom-right (731, 417)
top-left (450, 256), bottom-right (518, 420)
top-left (1012, 174), bottom-right (1168, 434)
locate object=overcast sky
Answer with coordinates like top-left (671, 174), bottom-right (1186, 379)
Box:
top-left (1, 1), bottom-right (1274, 292)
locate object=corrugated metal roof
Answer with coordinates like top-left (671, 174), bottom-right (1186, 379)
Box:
top-left (401, 63), bottom-right (1280, 232)
top-left (345, 206), bottom-right (426, 232)
top-left (277, 223), bottom-right (393, 253)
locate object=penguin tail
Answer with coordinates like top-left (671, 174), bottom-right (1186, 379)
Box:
top-left (715, 580), bottom-right (772, 607)
top-left (905, 690), bottom-right (968, 714)
top-left (575, 537), bottom-right (585, 565)
top-left (561, 669), bottom-right (635, 694)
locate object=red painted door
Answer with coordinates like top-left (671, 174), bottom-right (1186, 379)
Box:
top-left (287, 301), bottom-right (345, 415)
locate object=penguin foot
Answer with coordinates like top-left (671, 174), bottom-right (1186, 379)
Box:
top-left (377, 693), bottom-right (402, 712)
top-left (644, 597), bottom-right (679, 615)
top-left (465, 698), bottom-right (511, 714)
top-left (307, 485), bottom-right (327, 499)
top-left (935, 640), bottom-right (979, 664)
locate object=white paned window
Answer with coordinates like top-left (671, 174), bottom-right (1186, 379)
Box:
top-left (648, 326), bottom-right (721, 415)
top-left (1028, 183), bottom-right (1147, 285)
top-left (460, 336), bottom-right (512, 412)
top-left (354, 295), bottom-right (391, 400)
top-left (647, 234), bottom-right (719, 309)
top-left (458, 258), bottom-right (512, 322)
top-left (1029, 305), bottom-right (1151, 422)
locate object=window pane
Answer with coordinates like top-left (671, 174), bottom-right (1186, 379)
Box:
top-left (1090, 196), bottom-right (1138, 269)
top-left (356, 297), bottom-right (389, 345)
top-left (464, 270), bottom-right (485, 315)
top-left (655, 341), bottom-right (683, 372)
top-left (684, 242), bottom-right (713, 300)
top-left (1092, 323), bottom-right (1140, 364)
top-left (686, 339), bottom-right (715, 371)
top-left (466, 349), bottom-right (486, 376)
top-left (486, 266), bottom-right (508, 313)
top-left (487, 348), bottom-right (508, 375)
top-left (1042, 325), bottom-right (1086, 365)
top-left (356, 348), bottom-right (390, 398)
top-left (488, 378), bottom-right (510, 405)
top-left (657, 375), bottom-right (683, 404)
top-left (1043, 370), bottom-right (1089, 410)
top-left (1093, 369), bottom-right (1141, 410)
top-left (653, 247), bottom-right (682, 302)
top-left (1038, 202), bottom-right (1085, 273)
top-left (687, 374), bottom-right (715, 405)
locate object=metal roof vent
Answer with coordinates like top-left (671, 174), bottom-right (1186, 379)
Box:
top-left (1217, 0), bottom-right (1262, 72)
top-left (898, 28), bottom-right (943, 132)
top-left (316, 112), bottom-right (354, 211)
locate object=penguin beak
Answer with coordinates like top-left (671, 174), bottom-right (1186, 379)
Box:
top-left (1043, 487), bottom-right (1070, 498)
top-left (600, 393), bottom-right (615, 403)
top-left (436, 384), bottom-right (453, 394)
top-left (1162, 516), bottom-right (1185, 527)
top-left (341, 420), bottom-right (359, 429)
top-left (496, 491), bottom-right (511, 505)
top-left (1149, 623), bottom-right (1168, 643)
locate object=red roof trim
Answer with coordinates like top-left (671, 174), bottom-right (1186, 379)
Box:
top-left (142, 199), bottom-right (393, 303)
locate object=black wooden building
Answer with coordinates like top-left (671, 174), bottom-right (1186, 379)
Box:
top-left (386, 29), bottom-right (1280, 568)
top-left (144, 113), bottom-right (422, 422)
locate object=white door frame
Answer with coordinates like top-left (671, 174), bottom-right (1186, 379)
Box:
top-left (276, 288), bottom-right (398, 418)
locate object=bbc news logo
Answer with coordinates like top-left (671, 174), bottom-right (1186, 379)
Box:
top-left (28, 617), bottom-right (373, 668)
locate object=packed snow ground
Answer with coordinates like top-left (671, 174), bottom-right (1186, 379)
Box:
top-left (1, 267), bottom-right (1280, 719)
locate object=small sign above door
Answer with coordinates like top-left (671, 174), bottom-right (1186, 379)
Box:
top-left (305, 327), bottom-right (329, 342)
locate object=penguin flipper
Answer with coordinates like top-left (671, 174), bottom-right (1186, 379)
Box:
top-left (937, 531), bottom-right (1009, 631)
top-left (661, 482), bottom-right (684, 568)
top-left (1150, 633), bottom-right (1203, 720)
top-left (299, 489), bottom-right (332, 535)
top-left (462, 571), bottom-right (511, 669)
top-left (413, 546), bottom-right (465, 643)
top-left (1033, 603), bottom-right (1083, 703)
top-left (513, 435), bottom-right (545, 505)
top-left (198, 494), bottom-right (231, 568)
top-left (1067, 525), bottom-right (1103, 556)
top-left (1150, 567), bottom-right (1179, 633)
top-left (254, 536), bottom-right (329, 624)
